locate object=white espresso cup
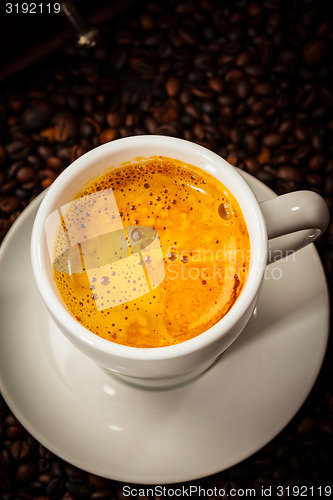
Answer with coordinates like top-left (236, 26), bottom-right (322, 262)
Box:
top-left (30, 136), bottom-right (329, 388)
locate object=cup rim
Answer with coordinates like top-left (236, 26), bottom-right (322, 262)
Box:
top-left (31, 135), bottom-right (267, 361)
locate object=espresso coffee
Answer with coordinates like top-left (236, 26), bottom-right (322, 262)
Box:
top-left (51, 157), bottom-right (250, 347)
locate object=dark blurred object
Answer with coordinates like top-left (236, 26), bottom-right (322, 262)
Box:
top-left (0, 0), bottom-right (332, 495)
top-left (0, 0), bottom-right (135, 83)
top-left (61, 0), bottom-right (100, 47)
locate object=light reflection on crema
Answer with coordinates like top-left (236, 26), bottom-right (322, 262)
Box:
top-left (189, 184), bottom-right (206, 195)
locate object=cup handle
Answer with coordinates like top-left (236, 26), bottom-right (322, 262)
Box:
top-left (260, 191), bottom-right (329, 264)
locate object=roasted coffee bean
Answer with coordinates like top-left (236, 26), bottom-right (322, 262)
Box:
top-left (6, 425), bottom-right (27, 440)
top-left (191, 84), bottom-right (214, 99)
top-left (297, 417), bottom-right (316, 435)
top-left (106, 111), bottom-right (122, 128)
top-left (80, 117), bottom-right (101, 138)
top-left (278, 120), bottom-right (294, 135)
top-left (10, 441), bottom-right (30, 460)
top-left (99, 128), bottom-right (117, 144)
top-left (38, 446), bottom-right (53, 462)
top-left (207, 76), bottom-right (224, 93)
top-left (15, 461), bottom-right (37, 484)
top-left (50, 460), bottom-right (66, 479)
top-left (39, 128), bottom-right (54, 144)
top-left (66, 480), bottom-right (92, 496)
top-left (0, 219), bottom-right (10, 241)
top-left (21, 103), bottom-right (52, 131)
top-left (8, 94), bottom-right (25, 113)
top-left (7, 160), bottom-right (22, 179)
top-left (1, 179), bottom-right (19, 194)
top-left (200, 100), bottom-right (218, 115)
top-left (66, 93), bottom-right (81, 112)
top-left (306, 172), bottom-right (323, 187)
top-left (87, 474), bottom-right (112, 490)
top-left (165, 75), bottom-right (181, 97)
top-left (259, 39), bottom-right (274, 66)
top-left (244, 157), bottom-right (260, 175)
top-left (256, 168), bottom-right (274, 185)
top-left (38, 471), bottom-right (53, 484)
top-left (276, 165), bottom-right (303, 183)
top-left (46, 156), bottom-right (64, 171)
top-left (244, 133), bottom-right (259, 154)
top-left (129, 51), bottom-right (155, 75)
top-left (27, 153), bottom-right (43, 169)
top-left (109, 47), bottom-right (128, 70)
top-left (91, 488), bottom-right (116, 499)
top-left (0, 449), bottom-right (12, 471)
top-left (0, 465), bottom-right (11, 490)
top-left (144, 31), bottom-right (164, 48)
top-left (14, 187), bottom-right (33, 200)
top-left (53, 111), bottom-right (78, 142)
top-left (40, 173), bottom-right (57, 189)
top-left (294, 125), bottom-right (308, 143)
top-left (15, 166), bottom-right (35, 184)
top-left (28, 480), bottom-right (47, 496)
top-left (50, 91), bottom-right (68, 108)
top-left (318, 419), bottom-right (333, 436)
top-left (155, 123), bottom-right (179, 136)
top-left (262, 133), bottom-right (284, 149)
top-left (0, 145), bottom-right (6, 165)
top-left (37, 144), bottom-right (54, 160)
top-left (220, 107), bottom-right (234, 125)
top-left (234, 78), bottom-right (251, 99)
top-left (294, 144), bottom-right (312, 161)
top-left (0, 1), bottom-right (333, 497)
top-left (71, 82), bottom-right (98, 98)
top-left (6, 140), bottom-right (31, 160)
top-left (140, 12), bottom-right (155, 30)
top-left (114, 28), bottom-right (134, 45)
top-left (91, 109), bottom-right (107, 125)
top-left (246, 115), bottom-right (265, 128)
top-left (0, 197), bottom-right (21, 214)
top-left (257, 82), bottom-right (275, 97)
top-left (243, 62), bottom-right (267, 78)
top-left (254, 477), bottom-right (274, 495)
top-left (325, 177), bottom-right (333, 197)
top-left (70, 145), bottom-right (87, 163)
top-left (302, 40), bottom-right (326, 66)
top-left (46, 477), bottom-right (66, 496)
top-left (65, 464), bottom-right (86, 482)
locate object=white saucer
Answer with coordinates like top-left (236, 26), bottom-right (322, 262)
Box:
top-left (0, 172), bottom-right (329, 485)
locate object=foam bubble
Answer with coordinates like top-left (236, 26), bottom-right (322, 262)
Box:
top-left (218, 203), bottom-right (233, 220)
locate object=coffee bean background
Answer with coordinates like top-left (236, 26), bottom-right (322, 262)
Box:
top-left (0, 0), bottom-right (333, 497)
